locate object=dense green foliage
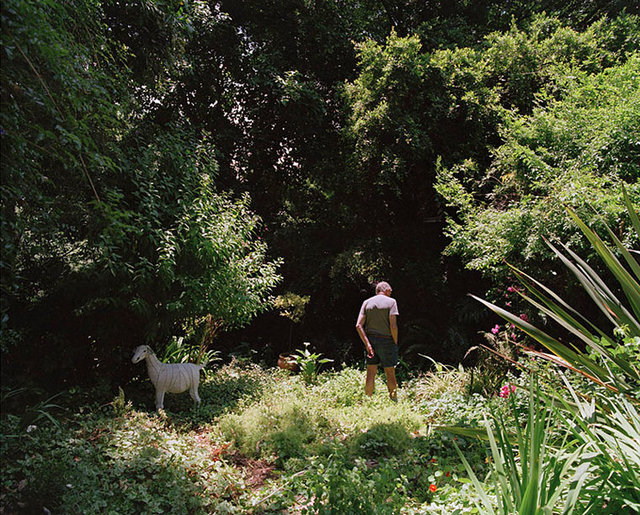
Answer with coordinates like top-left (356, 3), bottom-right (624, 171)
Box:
top-left (465, 192), bottom-right (640, 512)
top-left (2, 1), bottom-right (639, 512)
top-left (1, 0), bottom-right (281, 385)
top-left (2, 0), bottom-right (638, 384)
top-left (436, 22), bottom-right (640, 281)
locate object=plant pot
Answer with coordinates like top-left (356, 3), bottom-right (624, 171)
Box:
top-left (277, 353), bottom-right (298, 371)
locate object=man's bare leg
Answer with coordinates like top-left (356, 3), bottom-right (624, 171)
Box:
top-left (383, 367), bottom-right (398, 401)
top-left (365, 365), bottom-right (378, 396)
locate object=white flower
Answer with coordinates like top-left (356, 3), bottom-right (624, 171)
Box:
top-left (26, 425), bottom-right (37, 433)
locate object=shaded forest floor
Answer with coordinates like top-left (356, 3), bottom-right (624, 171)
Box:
top-left (1, 361), bottom-right (505, 513)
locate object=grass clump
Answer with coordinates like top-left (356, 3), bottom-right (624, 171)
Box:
top-left (219, 367), bottom-right (423, 464)
top-left (293, 454), bottom-right (409, 514)
top-left (354, 421), bottom-right (413, 458)
top-left (220, 398), bottom-right (319, 462)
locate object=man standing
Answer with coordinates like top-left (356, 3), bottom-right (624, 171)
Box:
top-left (355, 281), bottom-right (399, 401)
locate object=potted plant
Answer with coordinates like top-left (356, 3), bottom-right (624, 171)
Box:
top-left (273, 292), bottom-right (310, 370)
top-left (277, 353), bottom-right (298, 371)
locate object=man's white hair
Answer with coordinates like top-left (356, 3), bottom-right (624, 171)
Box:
top-left (375, 281), bottom-right (392, 294)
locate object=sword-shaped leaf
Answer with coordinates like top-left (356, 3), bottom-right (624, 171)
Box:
top-left (567, 208), bottom-right (640, 324)
top-left (470, 295), bottom-right (619, 391)
top-left (509, 264), bottom-right (601, 341)
top-left (547, 238), bottom-right (640, 335)
top-left (623, 185), bottom-right (640, 239)
top-left (602, 223), bottom-right (640, 282)
top-left (560, 237), bottom-right (640, 326)
top-left (515, 290), bottom-right (638, 383)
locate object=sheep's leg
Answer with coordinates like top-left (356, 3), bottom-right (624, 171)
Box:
top-left (155, 389), bottom-right (165, 411)
top-left (189, 384), bottom-right (201, 404)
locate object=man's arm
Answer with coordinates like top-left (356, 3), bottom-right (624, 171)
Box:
top-left (356, 314), bottom-right (374, 358)
top-left (389, 314), bottom-right (398, 345)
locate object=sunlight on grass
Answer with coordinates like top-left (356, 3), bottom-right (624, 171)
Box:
top-left (1, 363), bottom-right (494, 513)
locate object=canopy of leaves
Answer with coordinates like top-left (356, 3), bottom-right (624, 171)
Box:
top-left (436, 29), bottom-right (639, 280)
top-left (1, 0), bottom-right (638, 385)
top-left (1, 0), bottom-right (281, 386)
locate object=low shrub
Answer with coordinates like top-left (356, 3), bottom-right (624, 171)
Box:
top-left (406, 361), bottom-right (470, 400)
top-left (221, 399), bottom-right (320, 463)
top-left (314, 367), bottom-right (374, 407)
top-left (294, 456), bottom-right (407, 514)
top-left (0, 402), bottom-right (244, 514)
top-left (354, 422), bottom-right (412, 458)
top-left (219, 367), bottom-right (425, 464)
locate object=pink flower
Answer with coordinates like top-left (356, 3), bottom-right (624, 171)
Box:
top-left (506, 302), bottom-right (511, 307)
top-left (519, 313), bottom-right (529, 323)
top-left (491, 324), bottom-right (500, 335)
top-left (510, 333), bottom-right (516, 339)
top-left (499, 384), bottom-right (516, 398)
top-left (507, 286), bottom-right (515, 293)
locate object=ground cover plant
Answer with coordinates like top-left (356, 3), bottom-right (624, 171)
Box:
top-left (2, 361), bottom-right (501, 514)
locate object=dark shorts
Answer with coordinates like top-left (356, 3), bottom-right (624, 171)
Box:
top-left (365, 334), bottom-right (398, 368)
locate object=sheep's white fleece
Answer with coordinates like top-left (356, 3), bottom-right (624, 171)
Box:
top-left (132, 345), bottom-right (203, 411)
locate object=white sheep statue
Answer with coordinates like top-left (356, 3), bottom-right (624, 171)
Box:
top-left (131, 345), bottom-right (204, 411)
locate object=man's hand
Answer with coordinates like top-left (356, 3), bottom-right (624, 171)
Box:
top-left (365, 342), bottom-right (374, 358)
top-left (356, 313), bottom-right (374, 358)
top-left (389, 314), bottom-right (398, 346)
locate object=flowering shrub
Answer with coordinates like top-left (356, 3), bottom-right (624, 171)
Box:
top-left (469, 188), bottom-right (640, 511)
top-left (466, 327), bottom-right (520, 396)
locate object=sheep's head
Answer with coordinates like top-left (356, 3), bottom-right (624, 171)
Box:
top-left (132, 345), bottom-right (151, 364)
